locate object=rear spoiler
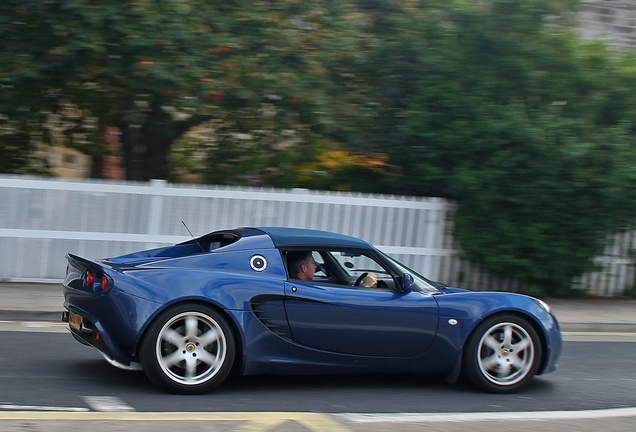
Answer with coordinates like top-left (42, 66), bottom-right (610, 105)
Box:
top-left (64, 253), bottom-right (111, 291)
top-left (66, 253), bottom-right (104, 271)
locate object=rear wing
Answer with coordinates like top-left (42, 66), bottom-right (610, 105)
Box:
top-left (64, 253), bottom-right (111, 292)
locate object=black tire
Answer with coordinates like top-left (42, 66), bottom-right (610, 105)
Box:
top-left (139, 303), bottom-right (235, 394)
top-left (463, 314), bottom-right (542, 393)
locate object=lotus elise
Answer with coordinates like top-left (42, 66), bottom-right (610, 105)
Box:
top-left (62, 227), bottom-right (561, 394)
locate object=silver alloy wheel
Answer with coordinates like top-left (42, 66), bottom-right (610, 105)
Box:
top-left (155, 311), bottom-right (227, 386)
top-left (476, 321), bottom-right (535, 386)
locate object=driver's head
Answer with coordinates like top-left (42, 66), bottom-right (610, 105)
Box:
top-left (287, 251), bottom-right (317, 281)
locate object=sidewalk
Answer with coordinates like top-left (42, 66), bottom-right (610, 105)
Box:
top-left (1, 282), bottom-right (635, 332)
top-left (0, 282), bottom-right (64, 322)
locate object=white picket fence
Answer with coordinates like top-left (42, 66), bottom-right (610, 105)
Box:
top-left (0, 175), bottom-right (632, 296)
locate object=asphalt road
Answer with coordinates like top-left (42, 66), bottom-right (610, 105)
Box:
top-left (1, 322), bottom-right (635, 431)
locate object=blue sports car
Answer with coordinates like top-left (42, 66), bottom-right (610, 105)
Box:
top-left (62, 227), bottom-right (561, 394)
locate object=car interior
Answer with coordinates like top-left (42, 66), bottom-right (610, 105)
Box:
top-left (286, 249), bottom-right (395, 290)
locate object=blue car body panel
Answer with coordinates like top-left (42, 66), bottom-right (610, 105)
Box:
top-left (431, 290), bottom-right (562, 375)
top-left (62, 226), bottom-right (562, 382)
top-left (283, 282), bottom-right (439, 357)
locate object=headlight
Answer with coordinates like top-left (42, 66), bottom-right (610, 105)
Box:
top-left (531, 297), bottom-right (551, 314)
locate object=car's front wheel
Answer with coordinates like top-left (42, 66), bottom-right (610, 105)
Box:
top-left (139, 304), bottom-right (235, 394)
top-left (463, 314), bottom-right (542, 393)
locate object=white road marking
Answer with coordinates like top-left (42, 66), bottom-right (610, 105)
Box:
top-left (0, 404), bottom-right (88, 412)
top-left (0, 321), bottom-right (67, 333)
top-left (337, 406), bottom-right (636, 423)
top-left (82, 396), bottom-right (135, 412)
top-left (562, 332), bottom-right (636, 342)
top-left (562, 331), bottom-right (636, 337)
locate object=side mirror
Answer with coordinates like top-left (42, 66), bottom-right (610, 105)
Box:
top-left (402, 273), bottom-right (414, 293)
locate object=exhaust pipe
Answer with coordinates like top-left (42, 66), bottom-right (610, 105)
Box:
top-left (79, 321), bottom-right (95, 336)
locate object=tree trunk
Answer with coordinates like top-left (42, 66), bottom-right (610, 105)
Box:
top-left (116, 95), bottom-right (212, 181)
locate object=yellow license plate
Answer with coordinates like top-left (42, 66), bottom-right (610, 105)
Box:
top-left (68, 311), bottom-right (83, 331)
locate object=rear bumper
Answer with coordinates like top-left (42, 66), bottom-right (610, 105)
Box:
top-left (62, 310), bottom-right (143, 371)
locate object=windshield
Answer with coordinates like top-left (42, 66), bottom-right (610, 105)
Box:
top-left (381, 252), bottom-right (438, 292)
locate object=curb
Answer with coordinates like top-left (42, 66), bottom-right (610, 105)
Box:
top-left (2, 310), bottom-right (636, 334)
top-left (558, 322), bottom-right (636, 333)
top-left (0, 311), bottom-right (62, 323)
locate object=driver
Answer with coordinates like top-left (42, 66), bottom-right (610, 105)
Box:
top-left (288, 251), bottom-right (318, 281)
top-left (287, 251), bottom-right (378, 287)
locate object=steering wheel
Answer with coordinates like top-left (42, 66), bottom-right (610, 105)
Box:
top-left (354, 272), bottom-right (369, 286)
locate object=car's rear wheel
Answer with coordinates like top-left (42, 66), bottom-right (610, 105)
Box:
top-left (463, 314), bottom-right (541, 393)
top-left (140, 304), bottom-right (235, 394)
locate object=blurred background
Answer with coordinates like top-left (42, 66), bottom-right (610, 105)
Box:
top-left (2, 0), bottom-right (636, 297)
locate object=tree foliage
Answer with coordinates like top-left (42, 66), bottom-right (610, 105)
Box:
top-left (1, 0), bottom-right (351, 180)
top-left (322, 0), bottom-right (636, 293)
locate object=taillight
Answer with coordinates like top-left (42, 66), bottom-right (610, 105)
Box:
top-left (84, 270), bottom-right (110, 293)
top-left (85, 270), bottom-right (94, 288)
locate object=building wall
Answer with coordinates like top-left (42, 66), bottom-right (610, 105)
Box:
top-left (578, 1), bottom-right (636, 49)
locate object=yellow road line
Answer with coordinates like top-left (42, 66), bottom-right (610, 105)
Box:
top-left (0, 411), bottom-right (350, 431)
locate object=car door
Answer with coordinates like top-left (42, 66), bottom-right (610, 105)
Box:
top-left (283, 251), bottom-right (439, 357)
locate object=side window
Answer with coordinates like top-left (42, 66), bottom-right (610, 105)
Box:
top-left (285, 249), bottom-right (397, 290)
top-left (285, 250), bottom-right (331, 282)
top-left (332, 252), bottom-right (384, 277)
top-left (323, 251), bottom-right (395, 290)
top-left (311, 251), bottom-right (329, 280)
